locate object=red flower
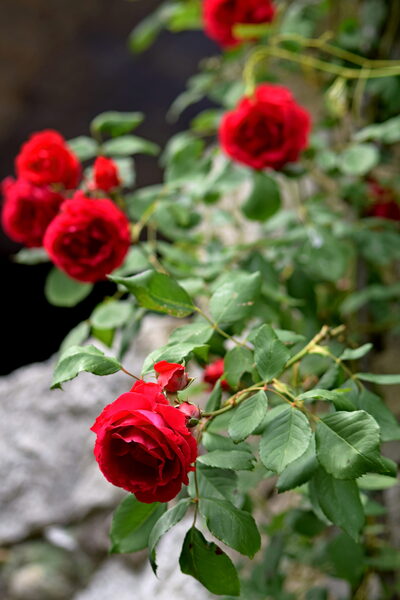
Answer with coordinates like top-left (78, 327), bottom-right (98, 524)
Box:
top-left (91, 380), bottom-right (197, 503)
top-left (219, 84), bottom-right (311, 171)
top-left (93, 156), bottom-right (120, 192)
top-left (154, 361), bottom-right (189, 393)
top-left (203, 0), bottom-right (276, 48)
top-left (367, 179), bottom-right (400, 221)
top-left (177, 402), bottom-right (201, 423)
top-left (16, 130), bottom-right (81, 189)
top-left (43, 192), bottom-right (131, 283)
top-left (1, 177), bottom-right (64, 247)
top-left (203, 358), bottom-right (230, 391)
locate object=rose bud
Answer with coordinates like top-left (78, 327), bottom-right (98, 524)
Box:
top-left (91, 380), bottom-right (197, 503)
top-left (154, 361), bottom-right (189, 393)
top-left (177, 402), bottom-right (201, 426)
top-left (219, 84), bottom-right (311, 171)
top-left (204, 0), bottom-right (276, 48)
top-left (16, 129), bottom-right (81, 189)
top-left (43, 191), bottom-right (131, 283)
top-left (93, 156), bottom-right (121, 192)
top-left (203, 358), bottom-right (230, 391)
top-left (1, 177), bottom-right (64, 247)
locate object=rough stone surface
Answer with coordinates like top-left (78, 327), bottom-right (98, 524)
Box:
top-left (74, 520), bottom-right (211, 600)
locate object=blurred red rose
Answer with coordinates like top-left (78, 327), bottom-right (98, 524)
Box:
top-left (93, 156), bottom-right (120, 192)
top-left (219, 84), bottom-right (311, 170)
top-left (154, 361), bottom-right (189, 392)
top-left (91, 380), bottom-right (197, 503)
top-left (367, 179), bottom-right (400, 221)
top-left (203, 358), bottom-right (230, 390)
top-left (1, 177), bottom-right (64, 247)
top-left (204, 0), bottom-right (276, 48)
top-left (16, 130), bottom-right (81, 189)
top-left (43, 192), bottom-right (131, 282)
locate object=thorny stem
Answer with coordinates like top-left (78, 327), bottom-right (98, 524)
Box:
top-left (121, 366), bottom-right (140, 380)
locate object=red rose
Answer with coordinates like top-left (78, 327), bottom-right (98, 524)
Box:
top-left (16, 130), bottom-right (81, 189)
top-left (367, 179), bottom-right (400, 221)
top-left (177, 402), bottom-right (201, 423)
top-left (93, 156), bottom-right (120, 192)
top-left (43, 192), bottom-right (131, 283)
top-left (91, 380), bottom-right (197, 503)
top-left (1, 177), bottom-right (64, 247)
top-left (219, 84), bottom-right (311, 171)
top-left (203, 0), bottom-right (276, 48)
top-left (203, 358), bottom-right (230, 391)
top-left (154, 361), bottom-right (189, 393)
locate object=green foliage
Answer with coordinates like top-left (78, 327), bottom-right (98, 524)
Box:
top-left (209, 271), bottom-right (262, 325)
top-left (91, 111), bottom-right (144, 137)
top-left (179, 528), bottom-right (240, 596)
top-left (45, 268), bottom-right (92, 307)
top-left (110, 495), bottom-right (166, 553)
top-left (148, 498), bottom-right (191, 572)
top-left (51, 345), bottom-right (121, 389)
top-left (242, 171), bottom-right (281, 222)
top-left (253, 325), bottom-right (291, 381)
top-left (228, 391), bottom-right (268, 443)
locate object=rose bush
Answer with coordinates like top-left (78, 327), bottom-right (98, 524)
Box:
top-left (91, 380), bottom-right (197, 503)
top-left (1, 177), bottom-right (64, 247)
top-left (44, 192), bottom-right (131, 282)
top-left (16, 129), bottom-right (81, 189)
top-left (219, 83), bottom-right (311, 170)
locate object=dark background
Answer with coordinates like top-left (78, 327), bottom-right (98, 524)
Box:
top-left (0, 0), bottom-right (216, 374)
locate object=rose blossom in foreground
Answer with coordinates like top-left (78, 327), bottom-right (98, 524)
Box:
top-left (1, 177), bottom-right (64, 247)
top-left (93, 156), bottom-right (121, 192)
top-left (91, 380), bottom-right (197, 503)
top-left (203, 358), bottom-right (230, 391)
top-left (219, 84), bottom-right (311, 171)
top-left (203, 0), bottom-right (276, 48)
top-left (154, 361), bottom-right (189, 392)
top-left (44, 192), bottom-right (131, 282)
top-left (16, 130), bottom-right (81, 189)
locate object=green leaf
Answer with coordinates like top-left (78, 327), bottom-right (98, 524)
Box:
top-left (315, 410), bottom-right (380, 479)
top-left (199, 498), bottom-right (261, 558)
top-left (353, 387), bottom-right (400, 442)
top-left (277, 436), bottom-right (318, 492)
top-left (204, 380), bottom-right (222, 413)
top-left (242, 171), bottom-right (281, 222)
top-left (355, 115), bottom-right (400, 144)
top-left (224, 347), bottom-right (254, 388)
top-left (13, 247), bottom-right (50, 265)
top-left (254, 324), bottom-right (290, 381)
top-left (338, 143), bottom-right (379, 176)
top-left (148, 498), bottom-right (191, 573)
top-left (260, 406), bottom-right (312, 473)
top-left (340, 344), bottom-right (373, 361)
top-left (197, 450), bottom-right (255, 471)
top-left (45, 268), bottom-right (93, 307)
top-left (110, 270), bottom-right (194, 317)
top-left (129, 10), bottom-right (166, 53)
top-left (141, 342), bottom-right (208, 375)
top-left (179, 528), bottom-right (240, 596)
top-left (110, 495), bottom-right (166, 554)
top-left (209, 271), bottom-right (262, 325)
top-left (102, 135), bottom-right (159, 157)
top-left (193, 466), bottom-right (237, 501)
top-left (90, 300), bottom-right (132, 330)
top-left (169, 322), bottom-right (213, 345)
top-left (67, 136), bottom-right (98, 161)
top-left (298, 388), bottom-right (351, 402)
top-left (91, 111), bottom-right (144, 137)
top-left (228, 391), bottom-right (268, 443)
top-left (51, 344), bottom-right (121, 389)
top-left (357, 473), bottom-right (398, 490)
top-left (202, 432), bottom-right (252, 454)
top-left (59, 321), bottom-right (90, 355)
top-left (356, 372), bottom-right (400, 385)
top-left (310, 467), bottom-right (364, 541)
